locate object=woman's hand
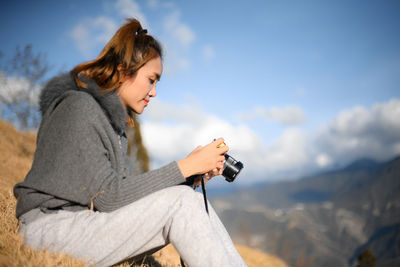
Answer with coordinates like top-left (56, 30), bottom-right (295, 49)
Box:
top-left (178, 138), bottom-right (228, 178)
top-left (192, 167), bottom-right (223, 187)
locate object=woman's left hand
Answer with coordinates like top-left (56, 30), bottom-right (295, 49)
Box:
top-left (193, 167), bottom-right (223, 187)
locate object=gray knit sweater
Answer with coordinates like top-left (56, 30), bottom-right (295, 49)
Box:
top-left (14, 73), bottom-right (186, 218)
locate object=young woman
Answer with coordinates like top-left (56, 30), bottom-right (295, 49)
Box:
top-left (14, 18), bottom-right (247, 267)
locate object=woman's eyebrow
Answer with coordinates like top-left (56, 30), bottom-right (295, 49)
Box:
top-left (154, 73), bottom-right (161, 81)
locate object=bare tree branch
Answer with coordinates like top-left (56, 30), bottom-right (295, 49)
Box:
top-left (0, 44), bottom-right (50, 131)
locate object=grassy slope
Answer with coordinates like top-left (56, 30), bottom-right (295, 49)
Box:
top-left (0, 119), bottom-right (288, 267)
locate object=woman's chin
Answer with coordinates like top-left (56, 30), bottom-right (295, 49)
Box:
top-left (128, 105), bottom-right (144, 114)
top-left (134, 108), bottom-right (144, 114)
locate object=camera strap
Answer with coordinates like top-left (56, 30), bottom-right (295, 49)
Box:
top-left (180, 175), bottom-right (209, 267)
top-left (201, 176), bottom-right (209, 214)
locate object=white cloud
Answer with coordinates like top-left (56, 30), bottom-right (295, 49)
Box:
top-left (237, 105), bottom-right (306, 126)
top-left (160, 42), bottom-right (191, 75)
top-left (70, 0), bottom-right (150, 58)
top-left (70, 24), bottom-right (90, 56)
top-left (147, 0), bottom-right (175, 9)
top-left (160, 9), bottom-right (195, 73)
top-left (0, 72), bottom-right (42, 106)
top-left (315, 153), bottom-right (332, 167)
top-left (141, 99), bottom-right (311, 183)
top-left (163, 11), bottom-right (195, 48)
top-left (263, 128), bottom-right (309, 170)
top-left (70, 16), bottom-right (117, 58)
top-left (115, 0), bottom-right (148, 28)
top-left (141, 98), bottom-right (400, 184)
top-left (144, 98), bottom-right (205, 124)
top-left (314, 99), bottom-right (400, 165)
top-left (93, 17), bottom-right (119, 43)
top-left (143, 99), bottom-right (260, 150)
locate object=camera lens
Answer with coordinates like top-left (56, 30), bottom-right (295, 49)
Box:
top-left (222, 154), bottom-right (244, 182)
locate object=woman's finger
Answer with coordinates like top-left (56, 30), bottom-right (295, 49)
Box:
top-left (213, 138), bottom-right (225, 146)
top-left (218, 145), bottom-right (229, 155)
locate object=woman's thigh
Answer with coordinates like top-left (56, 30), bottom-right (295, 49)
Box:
top-left (19, 185), bottom-right (198, 267)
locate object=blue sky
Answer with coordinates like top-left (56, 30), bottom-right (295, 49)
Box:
top-left (1, 0), bottom-right (399, 187)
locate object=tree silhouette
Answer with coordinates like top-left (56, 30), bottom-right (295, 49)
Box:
top-left (0, 44), bottom-right (50, 131)
top-left (357, 248), bottom-right (376, 267)
top-left (126, 114), bottom-right (150, 173)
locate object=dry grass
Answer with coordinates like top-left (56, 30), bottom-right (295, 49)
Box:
top-left (0, 120), bottom-right (36, 196)
top-left (236, 245), bottom-right (289, 267)
top-left (0, 119), bottom-right (288, 267)
top-left (151, 243), bottom-right (289, 267)
top-left (0, 120), bottom-right (89, 266)
top-left (0, 190), bottom-right (90, 267)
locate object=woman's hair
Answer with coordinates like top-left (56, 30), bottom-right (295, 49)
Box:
top-left (71, 18), bottom-right (163, 91)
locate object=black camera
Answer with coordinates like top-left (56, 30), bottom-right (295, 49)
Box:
top-left (222, 153), bottom-right (244, 182)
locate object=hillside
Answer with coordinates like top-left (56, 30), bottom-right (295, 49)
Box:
top-left (0, 119), bottom-right (288, 267)
top-left (211, 155), bottom-right (400, 266)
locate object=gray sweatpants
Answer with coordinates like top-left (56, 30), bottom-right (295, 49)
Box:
top-left (18, 185), bottom-right (247, 267)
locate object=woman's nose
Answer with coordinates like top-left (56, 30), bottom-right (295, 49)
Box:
top-left (149, 86), bottom-right (157, 97)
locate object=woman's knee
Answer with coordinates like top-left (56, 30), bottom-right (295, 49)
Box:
top-left (169, 185), bottom-right (205, 208)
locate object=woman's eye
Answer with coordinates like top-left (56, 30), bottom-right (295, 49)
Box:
top-left (149, 78), bottom-right (155, 84)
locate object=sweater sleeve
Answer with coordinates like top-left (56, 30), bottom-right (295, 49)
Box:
top-left (27, 91), bottom-right (186, 213)
top-left (94, 160), bottom-right (186, 212)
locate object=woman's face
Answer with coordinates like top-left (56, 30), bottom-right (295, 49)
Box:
top-left (118, 56), bottom-right (162, 114)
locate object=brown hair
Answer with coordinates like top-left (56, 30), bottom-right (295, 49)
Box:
top-left (71, 18), bottom-right (163, 91)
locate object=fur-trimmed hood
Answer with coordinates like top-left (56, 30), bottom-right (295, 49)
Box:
top-left (39, 73), bottom-right (128, 134)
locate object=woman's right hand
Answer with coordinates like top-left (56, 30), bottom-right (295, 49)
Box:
top-left (177, 138), bottom-right (229, 178)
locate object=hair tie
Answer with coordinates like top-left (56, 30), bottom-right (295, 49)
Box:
top-left (137, 29), bottom-right (147, 35)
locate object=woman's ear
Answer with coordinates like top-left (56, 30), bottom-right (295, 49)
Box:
top-left (117, 64), bottom-right (124, 72)
top-left (117, 64), bottom-right (126, 84)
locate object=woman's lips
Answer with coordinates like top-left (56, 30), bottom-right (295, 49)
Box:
top-left (144, 99), bottom-right (149, 106)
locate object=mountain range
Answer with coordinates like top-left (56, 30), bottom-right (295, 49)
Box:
top-left (210, 156), bottom-right (400, 266)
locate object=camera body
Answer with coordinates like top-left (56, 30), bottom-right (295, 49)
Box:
top-left (222, 153), bottom-right (244, 182)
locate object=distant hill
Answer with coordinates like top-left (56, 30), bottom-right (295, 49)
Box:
top-left (211, 155), bottom-right (400, 267)
top-left (0, 119), bottom-right (288, 267)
